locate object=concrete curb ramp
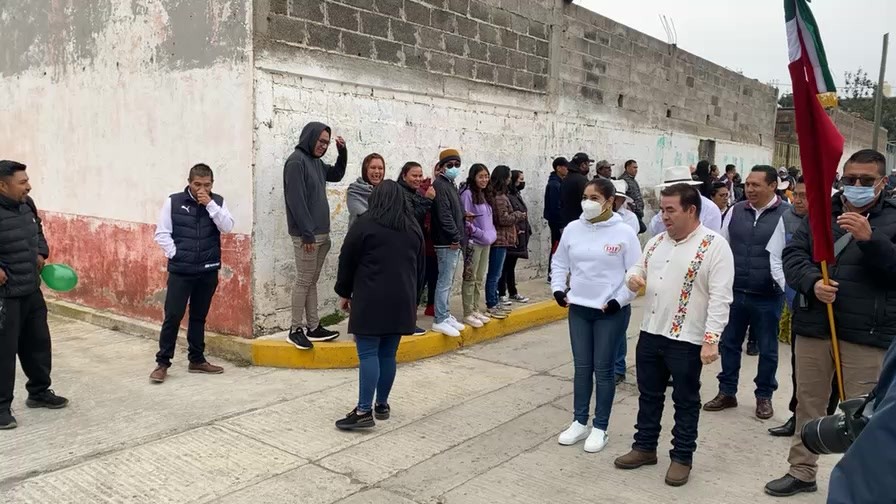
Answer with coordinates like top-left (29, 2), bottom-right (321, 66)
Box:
top-left (47, 299), bottom-right (568, 369)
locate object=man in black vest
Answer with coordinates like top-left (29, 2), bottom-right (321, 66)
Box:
top-left (704, 165), bottom-right (788, 420)
top-left (150, 164), bottom-right (234, 383)
top-left (0, 160), bottom-right (68, 430)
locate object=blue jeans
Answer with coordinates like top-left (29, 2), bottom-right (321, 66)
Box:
top-left (614, 305), bottom-right (632, 376)
top-left (568, 304), bottom-right (625, 430)
top-left (717, 291), bottom-right (783, 399)
top-left (633, 332), bottom-right (703, 465)
top-left (434, 247), bottom-right (461, 324)
top-left (355, 334), bottom-right (402, 413)
top-left (485, 247), bottom-right (507, 309)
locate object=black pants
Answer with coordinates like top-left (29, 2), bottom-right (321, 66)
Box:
top-left (0, 290), bottom-right (52, 410)
top-left (156, 271), bottom-right (219, 367)
top-left (633, 332), bottom-right (703, 465)
top-left (789, 334), bottom-right (839, 416)
top-left (422, 254), bottom-right (439, 307)
top-left (547, 224), bottom-right (562, 280)
top-left (498, 255), bottom-right (519, 297)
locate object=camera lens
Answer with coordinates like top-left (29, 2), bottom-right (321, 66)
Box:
top-left (801, 414), bottom-right (853, 455)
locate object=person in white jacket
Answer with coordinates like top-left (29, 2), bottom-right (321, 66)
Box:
top-left (551, 178), bottom-right (642, 453)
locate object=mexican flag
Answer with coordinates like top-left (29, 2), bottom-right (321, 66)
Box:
top-left (785, 0), bottom-right (844, 264)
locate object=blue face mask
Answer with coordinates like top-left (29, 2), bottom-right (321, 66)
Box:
top-left (444, 167), bottom-right (460, 181)
top-left (843, 185), bottom-right (879, 208)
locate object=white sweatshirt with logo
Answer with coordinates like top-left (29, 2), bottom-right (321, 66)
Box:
top-left (550, 213), bottom-right (642, 310)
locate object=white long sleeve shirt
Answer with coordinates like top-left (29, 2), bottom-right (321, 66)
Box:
top-left (648, 194), bottom-right (722, 237)
top-left (154, 195), bottom-right (235, 259)
top-left (617, 206), bottom-right (640, 234)
top-left (551, 214), bottom-right (642, 310)
top-left (626, 225), bottom-right (734, 346)
top-left (720, 197), bottom-right (787, 292)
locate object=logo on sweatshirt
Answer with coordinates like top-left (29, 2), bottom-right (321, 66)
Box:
top-left (181, 205), bottom-right (191, 213)
top-left (604, 243), bottom-right (623, 255)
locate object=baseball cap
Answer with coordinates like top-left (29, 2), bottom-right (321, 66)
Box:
top-left (571, 152), bottom-right (594, 165)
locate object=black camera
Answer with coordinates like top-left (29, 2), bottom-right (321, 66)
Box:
top-left (801, 395), bottom-right (874, 455)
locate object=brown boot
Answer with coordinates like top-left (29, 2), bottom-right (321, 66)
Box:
top-left (665, 461), bottom-right (691, 486)
top-left (614, 449), bottom-right (658, 469)
top-left (149, 366), bottom-right (168, 383)
top-left (756, 398), bottom-right (774, 419)
top-left (188, 361), bottom-right (224, 374)
top-left (703, 393), bottom-right (737, 411)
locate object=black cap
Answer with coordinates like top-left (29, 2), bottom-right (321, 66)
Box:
top-left (571, 152), bottom-right (594, 165)
top-left (552, 157), bottom-right (569, 170)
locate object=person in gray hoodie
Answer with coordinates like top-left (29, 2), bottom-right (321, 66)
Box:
top-left (284, 121), bottom-right (347, 350)
top-left (347, 153), bottom-right (386, 227)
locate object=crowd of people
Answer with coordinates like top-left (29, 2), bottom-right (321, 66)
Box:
top-left (2, 120), bottom-right (895, 501)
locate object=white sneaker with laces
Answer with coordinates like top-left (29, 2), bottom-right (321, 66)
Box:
top-left (432, 321), bottom-right (460, 337)
top-left (447, 316), bottom-right (466, 332)
top-left (584, 428), bottom-right (609, 453)
top-left (558, 421), bottom-right (590, 446)
top-left (473, 311), bottom-right (491, 324)
top-left (463, 315), bottom-right (484, 328)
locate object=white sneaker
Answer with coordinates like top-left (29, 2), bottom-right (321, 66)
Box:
top-left (447, 316), bottom-right (466, 332)
top-left (499, 296), bottom-right (512, 306)
top-left (432, 321), bottom-right (460, 337)
top-left (463, 315), bottom-right (484, 328)
top-left (557, 421), bottom-right (590, 446)
top-left (473, 311), bottom-right (491, 324)
top-left (583, 428), bottom-right (609, 453)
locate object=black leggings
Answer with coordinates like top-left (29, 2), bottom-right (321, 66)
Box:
top-left (421, 254), bottom-right (439, 306)
top-left (498, 256), bottom-right (519, 297)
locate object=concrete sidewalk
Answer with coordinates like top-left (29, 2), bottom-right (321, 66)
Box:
top-left (1, 312), bottom-right (837, 503)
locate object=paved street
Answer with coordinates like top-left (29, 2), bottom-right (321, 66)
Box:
top-left (2, 308), bottom-right (836, 503)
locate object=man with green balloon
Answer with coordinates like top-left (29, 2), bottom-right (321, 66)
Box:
top-left (0, 160), bottom-right (70, 430)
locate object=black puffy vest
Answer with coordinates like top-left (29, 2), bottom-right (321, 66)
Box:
top-left (727, 199), bottom-right (788, 296)
top-left (168, 189), bottom-right (223, 275)
top-left (0, 195), bottom-right (45, 298)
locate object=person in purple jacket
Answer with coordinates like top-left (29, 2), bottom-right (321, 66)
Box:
top-left (460, 164), bottom-right (496, 329)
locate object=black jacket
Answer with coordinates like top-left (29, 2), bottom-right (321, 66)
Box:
top-left (335, 214), bottom-right (424, 336)
top-left (0, 195), bottom-right (49, 298)
top-left (784, 196), bottom-right (896, 349)
top-left (398, 177), bottom-right (432, 231)
top-left (283, 121), bottom-right (347, 243)
top-left (507, 190), bottom-right (531, 259)
top-left (543, 172), bottom-right (563, 227)
top-left (430, 174), bottom-right (464, 246)
top-left (560, 171), bottom-right (588, 226)
top-left (168, 188), bottom-right (224, 275)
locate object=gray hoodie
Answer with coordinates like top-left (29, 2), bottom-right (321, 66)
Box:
top-left (346, 177), bottom-right (373, 227)
top-left (283, 122), bottom-right (348, 242)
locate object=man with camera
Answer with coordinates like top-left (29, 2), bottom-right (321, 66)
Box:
top-left (764, 149), bottom-right (896, 498)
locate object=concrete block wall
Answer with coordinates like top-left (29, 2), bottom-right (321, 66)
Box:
top-left (776, 108), bottom-right (888, 170)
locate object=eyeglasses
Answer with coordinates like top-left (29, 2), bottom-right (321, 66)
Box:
top-left (443, 162), bottom-right (461, 169)
top-left (840, 175), bottom-right (881, 187)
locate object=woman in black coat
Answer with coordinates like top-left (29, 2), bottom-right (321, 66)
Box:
top-left (498, 169), bottom-right (532, 303)
top-left (334, 180), bottom-right (425, 430)
top-left (398, 161), bottom-right (437, 335)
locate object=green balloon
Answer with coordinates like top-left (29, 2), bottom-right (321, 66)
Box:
top-left (41, 263), bottom-right (78, 292)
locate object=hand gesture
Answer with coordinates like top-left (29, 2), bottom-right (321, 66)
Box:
top-left (701, 343), bottom-right (719, 365)
top-left (37, 255), bottom-right (45, 272)
top-left (425, 186), bottom-right (436, 200)
top-left (339, 296), bottom-right (351, 312)
top-left (627, 275), bottom-right (646, 292)
top-left (464, 212), bottom-right (476, 221)
top-left (814, 279), bottom-right (839, 304)
top-left (449, 242), bottom-right (460, 250)
top-left (303, 242), bottom-right (316, 254)
top-left (196, 189), bottom-right (212, 206)
top-left (837, 212), bottom-right (872, 241)
top-left (335, 136), bottom-right (346, 150)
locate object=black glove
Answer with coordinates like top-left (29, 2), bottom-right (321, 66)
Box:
top-left (553, 291), bottom-right (568, 308)
top-left (603, 299), bottom-right (621, 315)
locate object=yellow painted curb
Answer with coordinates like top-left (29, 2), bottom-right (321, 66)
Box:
top-left (249, 300), bottom-right (569, 369)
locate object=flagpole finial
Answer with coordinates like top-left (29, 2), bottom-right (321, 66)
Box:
top-left (818, 92), bottom-right (838, 108)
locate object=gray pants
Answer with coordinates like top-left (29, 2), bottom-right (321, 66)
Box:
top-left (291, 234), bottom-right (331, 330)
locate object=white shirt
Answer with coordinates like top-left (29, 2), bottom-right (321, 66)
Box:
top-left (648, 194), bottom-right (722, 237)
top-left (626, 225), bottom-right (734, 346)
top-left (617, 206), bottom-right (640, 234)
top-left (720, 197), bottom-right (787, 292)
top-left (154, 194), bottom-right (235, 259)
top-left (551, 214), bottom-right (642, 310)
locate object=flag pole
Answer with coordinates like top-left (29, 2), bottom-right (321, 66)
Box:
top-left (820, 260), bottom-right (846, 400)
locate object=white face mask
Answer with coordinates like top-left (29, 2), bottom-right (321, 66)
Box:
top-left (582, 200), bottom-right (610, 221)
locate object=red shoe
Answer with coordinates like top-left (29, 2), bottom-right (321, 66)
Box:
top-left (424, 304), bottom-right (435, 317)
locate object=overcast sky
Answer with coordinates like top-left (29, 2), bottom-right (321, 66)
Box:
top-left (578, 0), bottom-right (895, 93)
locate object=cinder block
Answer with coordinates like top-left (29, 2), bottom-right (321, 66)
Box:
top-left (328, 2), bottom-right (361, 31)
top-left (513, 70), bottom-right (534, 89)
top-left (376, 0), bottom-right (403, 15)
top-left (271, 0), bottom-right (288, 15)
top-left (528, 20), bottom-right (548, 41)
top-left (487, 45), bottom-right (508, 66)
top-left (403, 45), bottom-right (427, 70)
top-left (491, 7), bottom-right (512, 29)
top-left (417, 26), bottom-right (445, 50)
top-left (342, 31), bottom-right (375, 58)
top-left (404, 1), bottom-right (432, 25)
top-left (445, 33), bottom-right (468, 56)
top-left (339, 0), bottom-right (377, 10)
top-left (360, 11), bottom-right (391, 36)
top-left (427, 51), bottom-right (454, 73)
top-left (533, 74), bottom-right (548, 91)
top-left (518, 34), bottom-right (537, 55)
top-left (270, 15), bottom-right (307, 45)
top-left (526, 55), bottom-right (547, 74)
top-left (475, 62), bottom-right (496, 82)
top-left (390, 19), bottom-right (417, 44)
top-left (457, 16), bottom-right (478, 39)
top-left (447, 0), bottom-right (470, 15)
top-left (455, 57), bottom-right (476, 79)
top-left (479, 23), bottom-right (499, 45)
top-left (496, 66), bottom-right (515, 86)
top-left (498, 28), bottom-right (518, 49)
top-left (374, 39), bottom-right (403, 63)
top-left (469, 1), bottom-right (490, 22)
top-left (290, 0), bottom-right (325, 22)
top-left (511, 13), bottom-right (528, 34)
top-left (534, 39), bottom-right (549, 58)
top-left (307, 22), bottom-right (341, 50)
top-left (508, 50), bottom-right (527, 70)
top-left (467, 40), bottom-right (488, 61)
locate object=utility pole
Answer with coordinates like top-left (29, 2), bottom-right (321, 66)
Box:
top-left (872, 33), bottom-right (889, 151)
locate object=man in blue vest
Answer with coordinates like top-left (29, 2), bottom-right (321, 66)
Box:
top-left (704, 165), bottom-right (788, 420)
top-left (150, 164), bottom-right (234, 383)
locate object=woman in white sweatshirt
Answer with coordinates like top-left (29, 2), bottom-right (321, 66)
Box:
top-left (550, 178), bottom-right (642, 453)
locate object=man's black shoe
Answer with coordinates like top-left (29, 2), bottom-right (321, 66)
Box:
top-left (335, 408), bottom-right (375, 430)
top-left (26, 390), bottom-right (69, 409)
top-left (768, 416), bottom-right (796, 437)
top-left (286, 329), bottom-right (313, 350)
top-left (747, 340), bottom-right (759, 356)
top-left (764, 474), bottom-right (817, 497)
top-left (374, 403), bottom-right (391, 420)
top-left (0, 410), bottom-right (17, 430)
top-left (615, 374), bottom-right (625, 385)
top-left (307, 325), bottom-right (340, 342)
